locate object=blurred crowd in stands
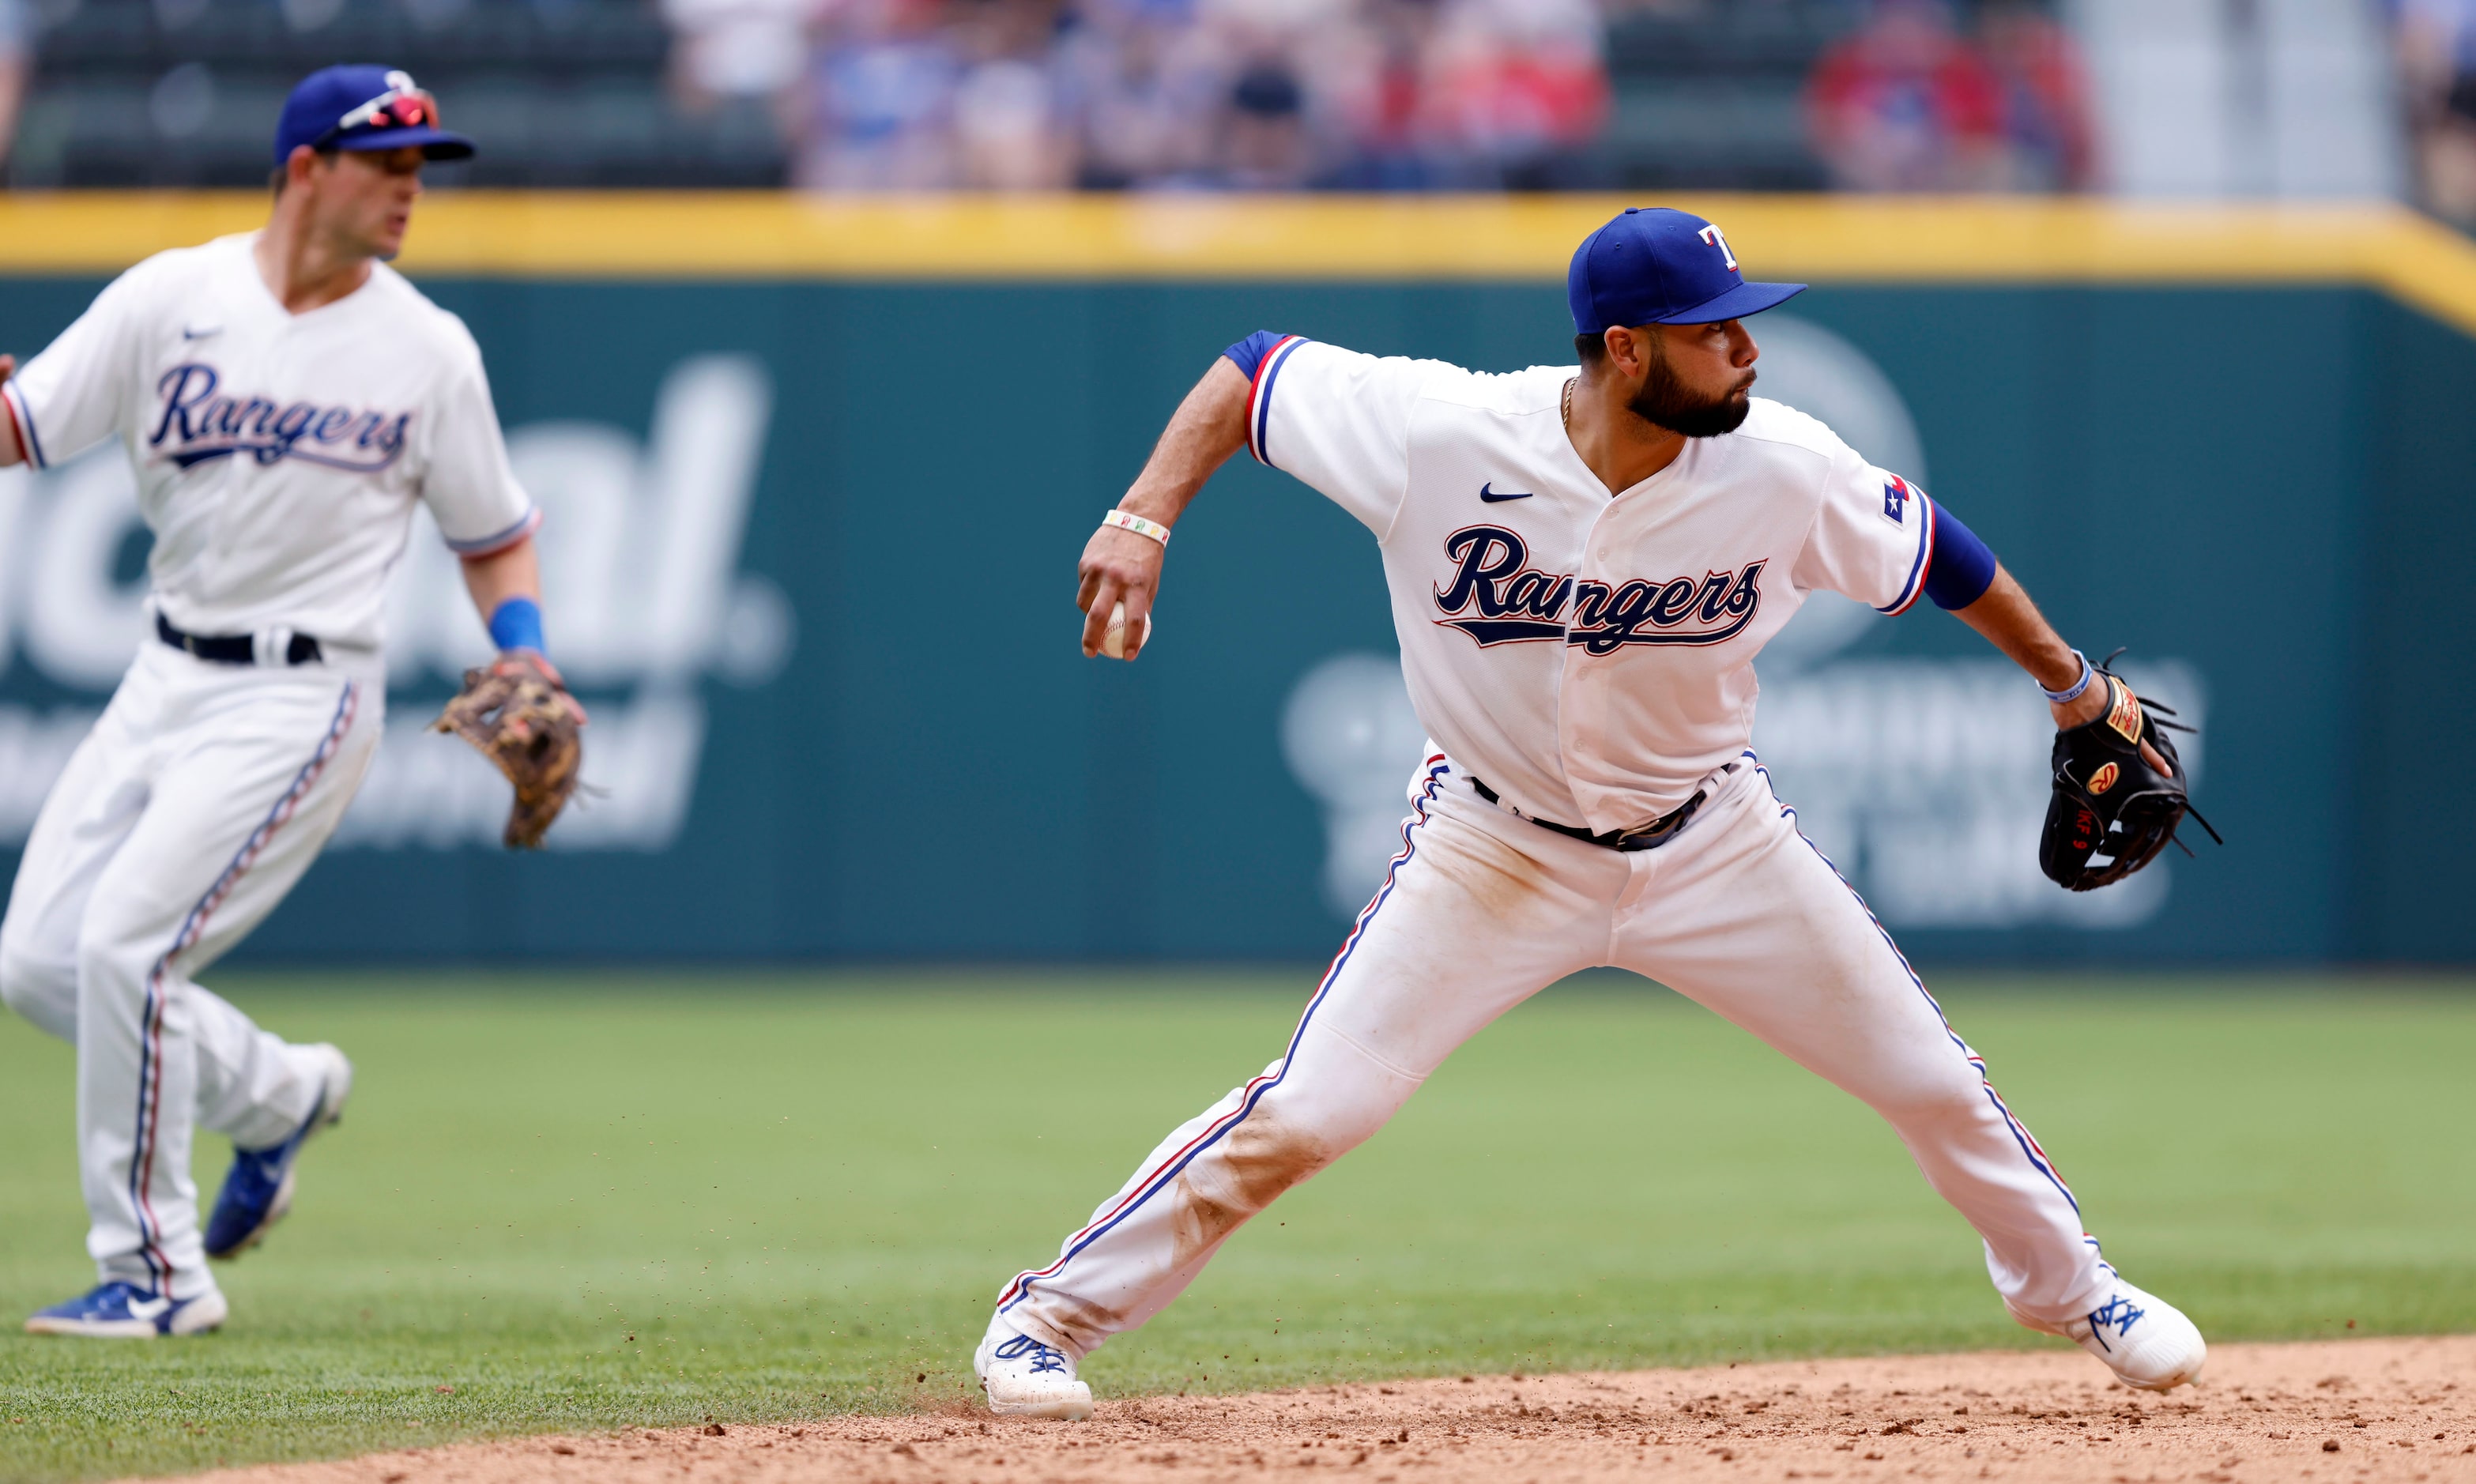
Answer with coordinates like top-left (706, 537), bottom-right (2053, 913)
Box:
top-left (0, 0), bottom-right (2470, 228)
top-left (1805, 0), bottom-right (2091, 191)
top-left (0, 0), bottom-right (26, 172)
top-left (667, 0), bottom-right (1611, 192)
top-left (2399, 0), bottom-right (2476, 223)
top-left (662, 0), bottom-right (2091, 193)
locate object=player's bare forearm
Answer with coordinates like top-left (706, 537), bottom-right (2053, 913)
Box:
top-left (1954, 564), bottom-right (2161, 768)
top-left (1952, 565), bottom-right (2106, 728)
top-left (0, 353), bottom-right (21, 467)
top-left (1076, 356), bottom-right (1250, 657)
top-left (1120, 357), bottom-right (1250, 526)
top-left (459, 533), bottom-right (541, 635)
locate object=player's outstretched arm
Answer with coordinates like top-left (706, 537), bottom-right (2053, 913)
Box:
top-left (1954, 563), bottom-right (2165, 770)
top-left (1076, 356), bottom-right (1250, 660)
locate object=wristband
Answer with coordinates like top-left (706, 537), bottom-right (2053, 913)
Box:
top-left (2039, 649), bottom-right (2093, 705)
top-left (488, 595), bottom-right (546, 656)
top-left (1102, 509), bottom-right (1171, 547)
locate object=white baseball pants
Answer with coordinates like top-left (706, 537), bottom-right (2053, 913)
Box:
top-left (995, 753), bottom-right (2109, 1357)
top-left (0, 639), bottom-right (381, 1302)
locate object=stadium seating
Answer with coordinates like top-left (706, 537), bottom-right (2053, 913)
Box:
top-left (1601, 1), bottom-right (1860, 192)
top-left (9, 0), bottom-right (790, 188)
top-left (7, 0), bottom-right (1878, 191)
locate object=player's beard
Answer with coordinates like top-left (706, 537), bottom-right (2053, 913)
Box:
top-left (1630, 345), bottom-right (1754, 439)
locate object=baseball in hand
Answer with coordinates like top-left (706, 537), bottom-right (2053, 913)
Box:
top-left (1100, 601), bottom-right (1153, 660)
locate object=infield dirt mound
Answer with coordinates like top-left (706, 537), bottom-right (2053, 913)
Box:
top-left (149, 1335), bottom-right (2474, 1484)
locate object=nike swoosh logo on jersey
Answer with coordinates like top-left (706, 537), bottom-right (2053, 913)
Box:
top-left (1479, 482), bottom-right (1532, 502)
top-left (182, 326), bottom-right (221, 340)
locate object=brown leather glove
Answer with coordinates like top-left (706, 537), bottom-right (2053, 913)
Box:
top-left (433, 653), bottom-right (589, 849)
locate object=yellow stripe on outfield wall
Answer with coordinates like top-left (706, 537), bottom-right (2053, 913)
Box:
top-left (1, 193), bottom-right (2473, 336)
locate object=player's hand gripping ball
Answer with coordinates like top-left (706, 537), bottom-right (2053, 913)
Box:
top-left (433, 652), bottom-right (590, 849)
top-left (2037, 658), bottom-right (2218, 891)
top-left (1099, 601), bottom-right (1153, 661)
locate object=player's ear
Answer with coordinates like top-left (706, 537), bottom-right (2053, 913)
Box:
top-left (1604, 326), bottom-right (1652, 382)
top-left (281, 145), bottom-right (329, 197)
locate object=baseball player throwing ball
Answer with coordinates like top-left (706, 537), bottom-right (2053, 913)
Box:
top-left (0, 66), bottom-right (582, 1338)
top-left (976, 207), bottom-right (2209, 1417)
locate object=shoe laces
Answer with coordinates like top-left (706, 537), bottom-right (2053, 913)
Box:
top-left (2084, 1294), bottom-right (2146, 1352)
top-left (992, 1334), bottom-right (1071, 1376)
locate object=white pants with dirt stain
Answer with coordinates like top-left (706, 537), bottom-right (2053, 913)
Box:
top-left (0, 640), bottom-right (381, 1303)
top-left (993, 751), bottom-right (2111, 1358)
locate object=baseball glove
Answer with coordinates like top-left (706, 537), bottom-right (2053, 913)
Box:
top-left (2038, 655), bottom-right (2219, 891)
top-left (433, 653), bottom-right (588, 849)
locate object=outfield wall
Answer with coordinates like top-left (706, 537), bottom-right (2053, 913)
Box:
top-left (0, 196), bottom-right (2470, 965)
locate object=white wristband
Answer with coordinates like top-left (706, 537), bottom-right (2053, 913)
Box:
top-left (2040, 650), bottom-right (2093, 704)
top-left (1102, 509), bottom-right (1171, 547)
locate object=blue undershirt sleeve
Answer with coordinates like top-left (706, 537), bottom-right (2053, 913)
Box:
top-left (1923, 502), bottom-right (1999, 611)
top-left (1223, 330), bottom-right (1290, 381)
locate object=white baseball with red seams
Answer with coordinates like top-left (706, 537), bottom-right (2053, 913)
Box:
top-left (986, 340), bottom-right (2188, 1392)
top-left (1099, 602), bottom-right (1151, 661)
top-left (0, 232), bottom-right (536, 1310)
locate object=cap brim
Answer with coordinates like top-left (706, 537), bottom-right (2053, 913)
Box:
top-left (339, 125), bottom-right (477, 161)
top-left (1652, 280), bottom-right (1806, 325)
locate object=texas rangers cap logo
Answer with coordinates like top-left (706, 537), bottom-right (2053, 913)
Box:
top-left (273, 63), bottom-right (477, 163)
top-left (1568, 207), bottom-right (1806, 334)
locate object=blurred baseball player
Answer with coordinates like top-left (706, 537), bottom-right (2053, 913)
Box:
top-left (0, 66), bottom-right (579, 1337)
top-left (977, 207), bottom-right (2208, 1416)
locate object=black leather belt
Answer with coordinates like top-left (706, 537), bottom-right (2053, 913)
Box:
top-left (1469, 775), bottom-right (1705, 852)
top-left (157, 613), bottom-right (323, 667)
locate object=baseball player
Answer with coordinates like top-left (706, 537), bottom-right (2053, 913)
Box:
top-left (0, 66), bottom-right (573, 1337)
top-left (975, 207), bottom-right (2207, 1417)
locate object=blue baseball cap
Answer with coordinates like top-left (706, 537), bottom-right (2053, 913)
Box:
top-left (1568, 207), bottom-right (1803, 334)
top-left (273, 66), bottom-right (474, 165)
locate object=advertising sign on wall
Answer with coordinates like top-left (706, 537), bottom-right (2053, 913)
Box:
top-left (0, 264), bottom-right (2467, 964)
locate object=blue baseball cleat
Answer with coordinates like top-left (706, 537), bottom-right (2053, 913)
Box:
top-left (24, 1281), bottom-right (228, 1338)
top-left (204, 1044), bottom-right (353, 1261)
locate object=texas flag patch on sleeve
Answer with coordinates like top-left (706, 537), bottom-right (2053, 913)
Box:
top-left (1882, 473), bottom-right (1913, 525)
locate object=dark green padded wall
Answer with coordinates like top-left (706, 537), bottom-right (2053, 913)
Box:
top-left (0, 275), bottom-right (2463, 962)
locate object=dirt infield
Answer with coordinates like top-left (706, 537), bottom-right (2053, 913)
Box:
top-left (149, 1335), bottom-right (2474, 1484)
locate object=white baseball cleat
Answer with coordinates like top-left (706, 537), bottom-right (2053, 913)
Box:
top-left (2017, 1275), bottom-right (2207, 1392)
top-left (974, 1326), bottom-right (1095, 1420)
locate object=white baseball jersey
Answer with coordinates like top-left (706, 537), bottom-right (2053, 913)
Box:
top-left (1246, 337), bottom-right (1936, 833)
top-left (0, 230), bottom-right (522, 1311)
top-left (1, 232), bottom-right (537, 652)
top-left (988, 333), bottom-right (2131, 1378)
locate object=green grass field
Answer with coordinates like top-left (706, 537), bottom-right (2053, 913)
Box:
top-left (1, 972), bottom-right (2470, 1482)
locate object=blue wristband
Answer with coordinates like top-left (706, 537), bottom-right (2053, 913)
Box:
top-left (488, 596), bottom-right (545, 655)
top-left (2040, 650), bottom-right (2092, 704)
